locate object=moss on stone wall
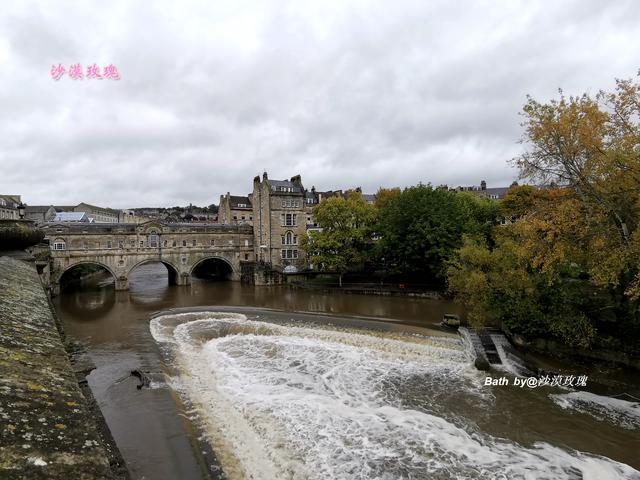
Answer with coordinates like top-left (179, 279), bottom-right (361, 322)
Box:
top-left (0, 256), bottom-right (117, 479)
top-left (0, 221), bottom-right (44, 251)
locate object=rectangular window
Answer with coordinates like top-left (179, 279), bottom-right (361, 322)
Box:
top-left (107, 241), bottom-right (112, 249)
top-left (182, 240), bottom-right (187, 247)
top-left (280, 199), bottom-right (300, 208)
top-left (210, 239), bottom-right (215, 246)
top-left (139, 241), bottom-right (144, 247)
top-left (281, 249), bottom-right (298, 259)
top-left (192, 239), bottom-right (196, 247)
top-left (282, 213), bottom-right (296, 226)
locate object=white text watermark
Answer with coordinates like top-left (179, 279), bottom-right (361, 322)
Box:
top-left (484, 375), bottom-right (587, 388)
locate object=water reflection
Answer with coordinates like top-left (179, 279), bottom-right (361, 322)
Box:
top-left (65, 286), bottom-right (115, 320)
top-left (61, 264), bottom-right (464, 328)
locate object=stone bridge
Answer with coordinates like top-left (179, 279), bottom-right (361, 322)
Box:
top-left (41, 221), bottom-right (254, 295)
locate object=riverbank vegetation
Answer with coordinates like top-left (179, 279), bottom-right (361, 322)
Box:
top-left (451, 74), bottom-right (640, 355)
top-left (303, 73), bottom-right (640, 356)
top-left (301, 185), bottom-right (498, 288)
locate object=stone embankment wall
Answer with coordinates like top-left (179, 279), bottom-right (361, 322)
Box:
top-left (0, 256), bottom-right (120, 479)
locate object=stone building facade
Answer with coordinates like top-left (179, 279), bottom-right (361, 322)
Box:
top-left (73, 203), bottom-right (120, 223)
top-left (218, 193), bottom-right (253, 225)
top-left (26, 203), bottom-right (126, 224)
top-left (251, 173), bottom-right (308, 271)
top-left (219, 172), bottom-right (373, 272)
top-left (0, 195), bottom-right (21, 220)
top-left (25, 205), bottom-right (57, 224)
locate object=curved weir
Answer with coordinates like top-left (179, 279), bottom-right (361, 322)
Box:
top-left (150, 311), bottom-right (640, 480)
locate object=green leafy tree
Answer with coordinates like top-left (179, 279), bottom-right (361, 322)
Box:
top-left (301, 191), bottom-right (376, 286)
top-left (456, 192), bottom-right (501, 242)
top-left (375, 184), bottom-right (495, 283)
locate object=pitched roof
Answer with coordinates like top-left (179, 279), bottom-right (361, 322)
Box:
top-left (75, 202), bottom-right (120, 214)
top-left (54, 206), bottom-right (76, 212)
top-left (229, 196), bottom-right (252, 208)
top-left (0, 195), bottom-right (20, 207)
top-left (52, 212), bottom-right (89, 222)
top-left (269, 179), bottom-right (303, 193)
top-left (25, 205), bottom-right (54, 213)
top-left (471, 187), bottom-right (510, 199)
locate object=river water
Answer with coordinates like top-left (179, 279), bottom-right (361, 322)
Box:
top-left (53, 263), bottom-right (640, 480)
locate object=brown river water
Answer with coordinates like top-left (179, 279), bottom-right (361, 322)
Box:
top-left (52, 263), bottom-right (640, 480)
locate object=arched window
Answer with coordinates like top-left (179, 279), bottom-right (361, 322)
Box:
top-left (148, 232), bottom-right (159, 248)
top-left (283, 231), bottom-right (297, 245)
top-left (52, 239), bottom-right (66, 251)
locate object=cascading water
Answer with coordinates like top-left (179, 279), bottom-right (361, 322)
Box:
top-left (150, 311), bottom-right (640, 480)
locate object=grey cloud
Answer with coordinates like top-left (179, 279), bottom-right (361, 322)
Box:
top-left (1, 0), bottom-right (639, 208)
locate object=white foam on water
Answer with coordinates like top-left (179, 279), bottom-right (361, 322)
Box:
top-left (550, 391), bottom-right (640, 430)
top-left (150, 312), bottom-right (640, 480)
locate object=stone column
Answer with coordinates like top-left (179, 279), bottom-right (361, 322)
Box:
top-left (115, 276), bottom-right (129, 291)
top-left (176, 272), bottom-right (191, 286)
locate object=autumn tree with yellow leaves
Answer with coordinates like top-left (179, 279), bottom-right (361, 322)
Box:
top-left (448, 74), bottom-right (640, 351)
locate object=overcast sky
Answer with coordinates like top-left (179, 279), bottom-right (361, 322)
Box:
top-left (1, 1), bottom-right (639, 208)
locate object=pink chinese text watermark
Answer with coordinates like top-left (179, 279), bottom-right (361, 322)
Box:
top-left (50, 63), bottom-right (120, 81)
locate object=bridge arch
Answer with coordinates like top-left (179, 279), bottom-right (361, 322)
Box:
top-left (190, 255), bottom-right (235, 281)
top-left (56, 260), bottom-right (117, 283)
top-left (54, 260), bottom-right (118, 295)
top-left (127, 258), bottom-right (182, 286)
